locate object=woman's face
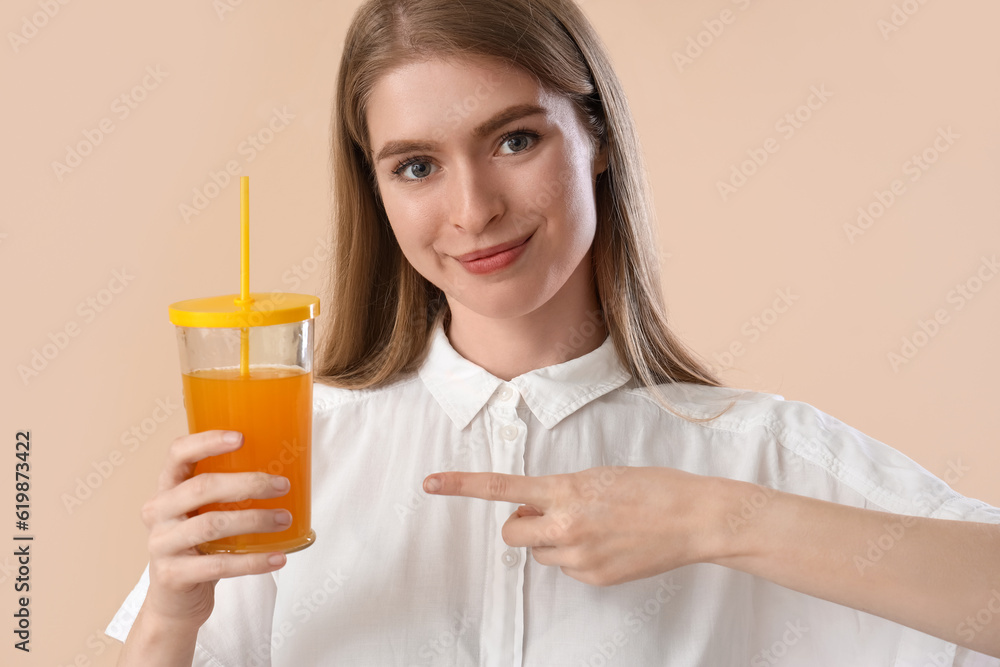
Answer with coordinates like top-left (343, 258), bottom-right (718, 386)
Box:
top-left (366, 55), bottom-right (607, 321)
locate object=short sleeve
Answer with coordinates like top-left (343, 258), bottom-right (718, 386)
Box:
top-left (766, 398), bottom-right (1000, 525)
top-left (956, 645), bottom-right (1000, 667)
top-left (765, 399), bottom-right (1000, 666)
top-left (104, 561), bottom-right (279, 666)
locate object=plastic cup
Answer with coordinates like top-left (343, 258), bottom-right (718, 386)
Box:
top-left (170, 292), bottom-right (320, 554)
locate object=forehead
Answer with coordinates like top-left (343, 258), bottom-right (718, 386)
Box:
top-left (366, 56), bottom-right (572, 148)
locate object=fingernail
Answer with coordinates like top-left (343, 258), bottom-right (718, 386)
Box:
top-left (424, 476), bottom-right (441, 493)
top-left (268, 553), bottom-right (285, 566)
top-left (275, 510), bottom-right (292, 525)
top-left (223, 431), bottom-right (242, 444)
top-left (272, 476), bottom-right (290, 492)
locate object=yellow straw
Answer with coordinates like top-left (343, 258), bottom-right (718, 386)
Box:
top-left (239, 176), bottom-right (250, 377)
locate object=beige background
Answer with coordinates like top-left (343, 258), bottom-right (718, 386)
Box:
top-left (2, 0), bottom-right (997, 664)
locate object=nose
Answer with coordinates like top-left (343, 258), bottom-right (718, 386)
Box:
top-left (448, 160), bottom-right (503, 234)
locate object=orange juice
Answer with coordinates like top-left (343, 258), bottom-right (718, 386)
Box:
top-left (182, 365), bottom-right (314, 554)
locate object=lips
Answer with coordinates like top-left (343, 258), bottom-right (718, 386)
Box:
top-left (455, 232), bottom-right (533, 263)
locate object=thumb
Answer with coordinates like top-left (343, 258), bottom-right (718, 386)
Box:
top-left (514, 504), bottom-right (544, 518)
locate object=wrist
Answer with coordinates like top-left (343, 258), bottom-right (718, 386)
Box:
top-left (702, 476), bottom-right (773, 568)
top-left (117, 605), bottom-right (201, 667)
top-left (136, 604), bottom-right (205, 640)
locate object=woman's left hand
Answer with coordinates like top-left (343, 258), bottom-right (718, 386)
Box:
top-left (422, 466), bottom-right (733, 586)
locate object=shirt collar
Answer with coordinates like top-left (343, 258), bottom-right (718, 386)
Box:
top-left (417, 317), bottom-right (632, 430)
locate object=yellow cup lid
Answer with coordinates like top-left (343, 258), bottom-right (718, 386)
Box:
top-left (169, 292), bottom-right (320, 328)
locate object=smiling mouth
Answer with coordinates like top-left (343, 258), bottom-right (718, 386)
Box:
top-left (454, 232), bottom-right (534, 262)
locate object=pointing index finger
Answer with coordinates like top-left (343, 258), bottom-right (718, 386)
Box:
top-left (424, 471), bottom-right (551, 508)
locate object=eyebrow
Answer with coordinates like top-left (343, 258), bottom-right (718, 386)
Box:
top-left (373, 103), bottom-right (547, 164)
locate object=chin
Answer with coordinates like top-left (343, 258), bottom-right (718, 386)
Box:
top-left (447, 286), bottom-right (548, 322)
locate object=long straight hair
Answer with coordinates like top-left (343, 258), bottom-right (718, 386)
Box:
top-left (315, 0), bottom-right (736, 423)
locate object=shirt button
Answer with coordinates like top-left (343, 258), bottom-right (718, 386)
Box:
top-left (498, 386), bottom-right (513, 401)
top-left (501, 548), bottom-right (520, 568)
top-left (500, 424), bottom-right (518, 440)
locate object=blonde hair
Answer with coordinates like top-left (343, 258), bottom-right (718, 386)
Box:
top-left (315, 0), bottom-right (736, 423)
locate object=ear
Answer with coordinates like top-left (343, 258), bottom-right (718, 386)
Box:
top-left (592, 140), bottom-right (609, 178)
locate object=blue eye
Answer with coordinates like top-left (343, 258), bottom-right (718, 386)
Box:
top-left (389, 128), bottom-right (541, 183)
top-left (391, 159), bottom-right (436, 181)
top-left (498, 129), bottom-right (539, 155)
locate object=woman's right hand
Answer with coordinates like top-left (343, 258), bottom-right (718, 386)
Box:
top-left (139, 430), bottom-right (292, 630)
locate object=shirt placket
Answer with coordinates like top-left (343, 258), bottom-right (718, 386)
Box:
top-left (481, 381), bottom-right (527, 667)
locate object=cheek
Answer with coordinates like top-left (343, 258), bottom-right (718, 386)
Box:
top-left (506, 154), bottom-right (573, 229)
top-left (527, 154), bottom-right (597, 240)
top-left (563, 173), bottom-right (598, 230)
top-left (382, 195), bottom-right (441, 263)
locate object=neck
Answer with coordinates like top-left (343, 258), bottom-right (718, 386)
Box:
top-left (444, 249), bottom-right (607, 381)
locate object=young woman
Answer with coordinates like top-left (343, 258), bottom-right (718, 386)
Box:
top-left (109, 0), bottom-right (1000, 665)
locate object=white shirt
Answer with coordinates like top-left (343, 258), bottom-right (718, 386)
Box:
top-left (106, 317), bottom-right (1000, 666)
